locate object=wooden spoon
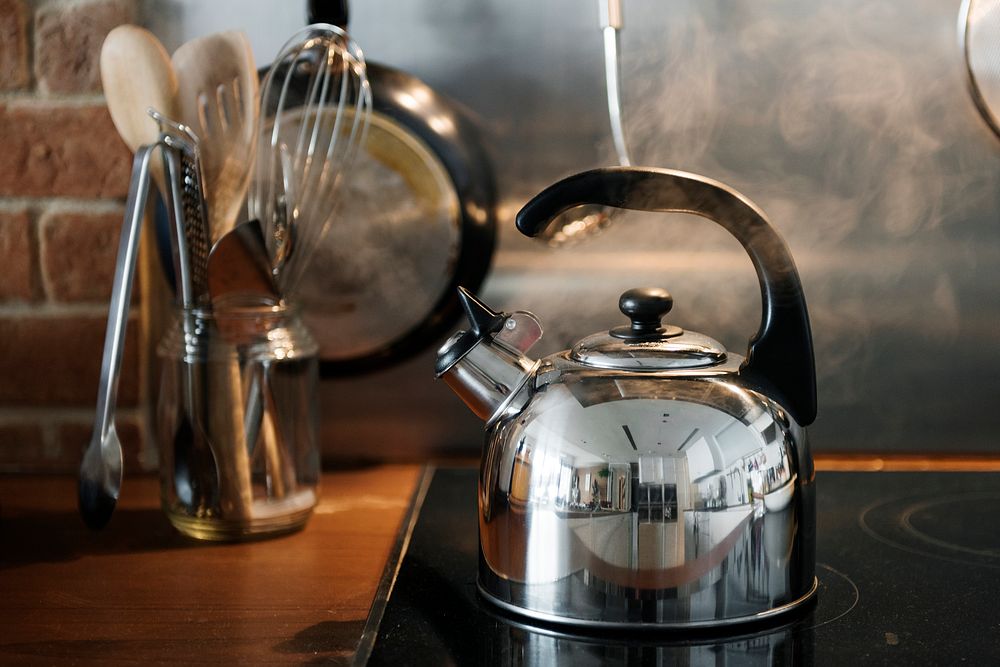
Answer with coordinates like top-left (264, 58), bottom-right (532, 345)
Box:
top-left (99, 25), bottom-right (179, 193)
top-left (172, 31), bottom-right (259, 245)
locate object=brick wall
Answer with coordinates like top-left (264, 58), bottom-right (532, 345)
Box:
top-left (0, 0), bottom-right (152, 473)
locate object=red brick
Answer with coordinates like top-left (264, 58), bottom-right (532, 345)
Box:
top-left (0, 102), bottom-right (131, 199)
top-left (56, 417), bottom-right (145, 474)
top-left (41, 209), bottom-right (132, 303)
top-left (0, 314), bottom-right (140, 406)
top-left (0, 0), bottom-right (29, 90)
top-left (0, 209), bottom-right (37, 301)
top-left (0, 421), bottom-right (45, 471)
top-left (34, 0), bottom-right (134, 94)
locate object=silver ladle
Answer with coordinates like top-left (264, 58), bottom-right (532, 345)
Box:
top-left (542, 0), bottom-right (633, 246)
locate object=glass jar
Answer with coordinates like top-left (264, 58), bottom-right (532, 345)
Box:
top-left (156, 302), bottom-right (320, 540)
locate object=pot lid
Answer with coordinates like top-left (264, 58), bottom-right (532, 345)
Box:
top-left (569, 288), bottom-right (727, 371)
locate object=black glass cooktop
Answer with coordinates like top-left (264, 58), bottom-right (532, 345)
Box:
top-left (359, 468), bottom-right (1000, 665)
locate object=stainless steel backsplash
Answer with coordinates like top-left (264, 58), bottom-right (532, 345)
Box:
top-left (314, 0), bottom-right (1000, 460)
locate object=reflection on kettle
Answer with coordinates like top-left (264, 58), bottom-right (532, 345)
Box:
top-left (436, 167), bottom-right (818, 629)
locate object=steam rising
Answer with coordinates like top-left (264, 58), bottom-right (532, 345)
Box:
top-left (486, 0), bottom-right (1000, 446)
top-left (302, 0), bottom-right (1000, 454)
top-left (623, 3), bottom-right (977, 246)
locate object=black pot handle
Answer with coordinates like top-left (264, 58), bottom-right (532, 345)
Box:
top-left (515, 167), bottom-right (816, 426)
top-left (308, 0), bottom-right (349, 28)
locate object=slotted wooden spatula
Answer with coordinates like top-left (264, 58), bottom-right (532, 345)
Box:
top-left (172, 31), bottom-right (259, 244)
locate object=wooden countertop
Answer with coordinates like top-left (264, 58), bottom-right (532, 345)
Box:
top-left (0, 466), bottom-right (423, 664)
top-left (3, 454), bottom-right (997, 664)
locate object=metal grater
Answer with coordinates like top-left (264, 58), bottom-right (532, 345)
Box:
top-left (179, 150), bottom-right (210, 300)
top-left (149, 108), bottom-right (211, 306)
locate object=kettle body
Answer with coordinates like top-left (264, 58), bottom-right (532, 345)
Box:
top-left (477, 351), bottom-right (816, 628)
top-left (437, 167), bottom-right (818, 628)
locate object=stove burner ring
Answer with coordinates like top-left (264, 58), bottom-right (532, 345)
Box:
top-left (809, 562), bottom-right (859, 631)
top-left (860, 492), bottom-right (1000, 569)
top-left (476, 562), bottom-right (858, 650)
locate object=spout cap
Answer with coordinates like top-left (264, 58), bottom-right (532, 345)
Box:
top-left (434, 287), bottom-right (507, 376)
top-left (459, 286), bottom-right (506, 337)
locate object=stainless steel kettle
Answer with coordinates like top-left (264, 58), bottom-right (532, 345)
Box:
top-left (435, 167), bottom-right (817, 629)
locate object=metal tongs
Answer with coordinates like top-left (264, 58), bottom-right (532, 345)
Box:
top-left (78, 109), bottom-right (217, 528)
top-left (78, 140), bottom-right (158, 529)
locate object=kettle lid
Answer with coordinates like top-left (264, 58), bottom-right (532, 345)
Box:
top-left (569, 288), bottom-right (727, 371)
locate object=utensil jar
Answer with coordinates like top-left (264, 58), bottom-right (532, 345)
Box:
top-left (156, 302), bottom-right (320, 540)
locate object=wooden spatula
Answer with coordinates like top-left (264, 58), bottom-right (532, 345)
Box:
top-left (172, 31), bottom-right (259, 245)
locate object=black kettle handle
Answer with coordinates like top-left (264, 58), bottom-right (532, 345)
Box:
top-left (515, 167), bottom-right (817, 426)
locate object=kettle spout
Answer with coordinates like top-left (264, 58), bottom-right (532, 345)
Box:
top-left (435, 288), bottom-right (543, 426)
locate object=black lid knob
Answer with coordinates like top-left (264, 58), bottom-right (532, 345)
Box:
top-left (611, 288), bottom-right (681, 340)
top-left (620, 287), bottom-right (672, 322)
